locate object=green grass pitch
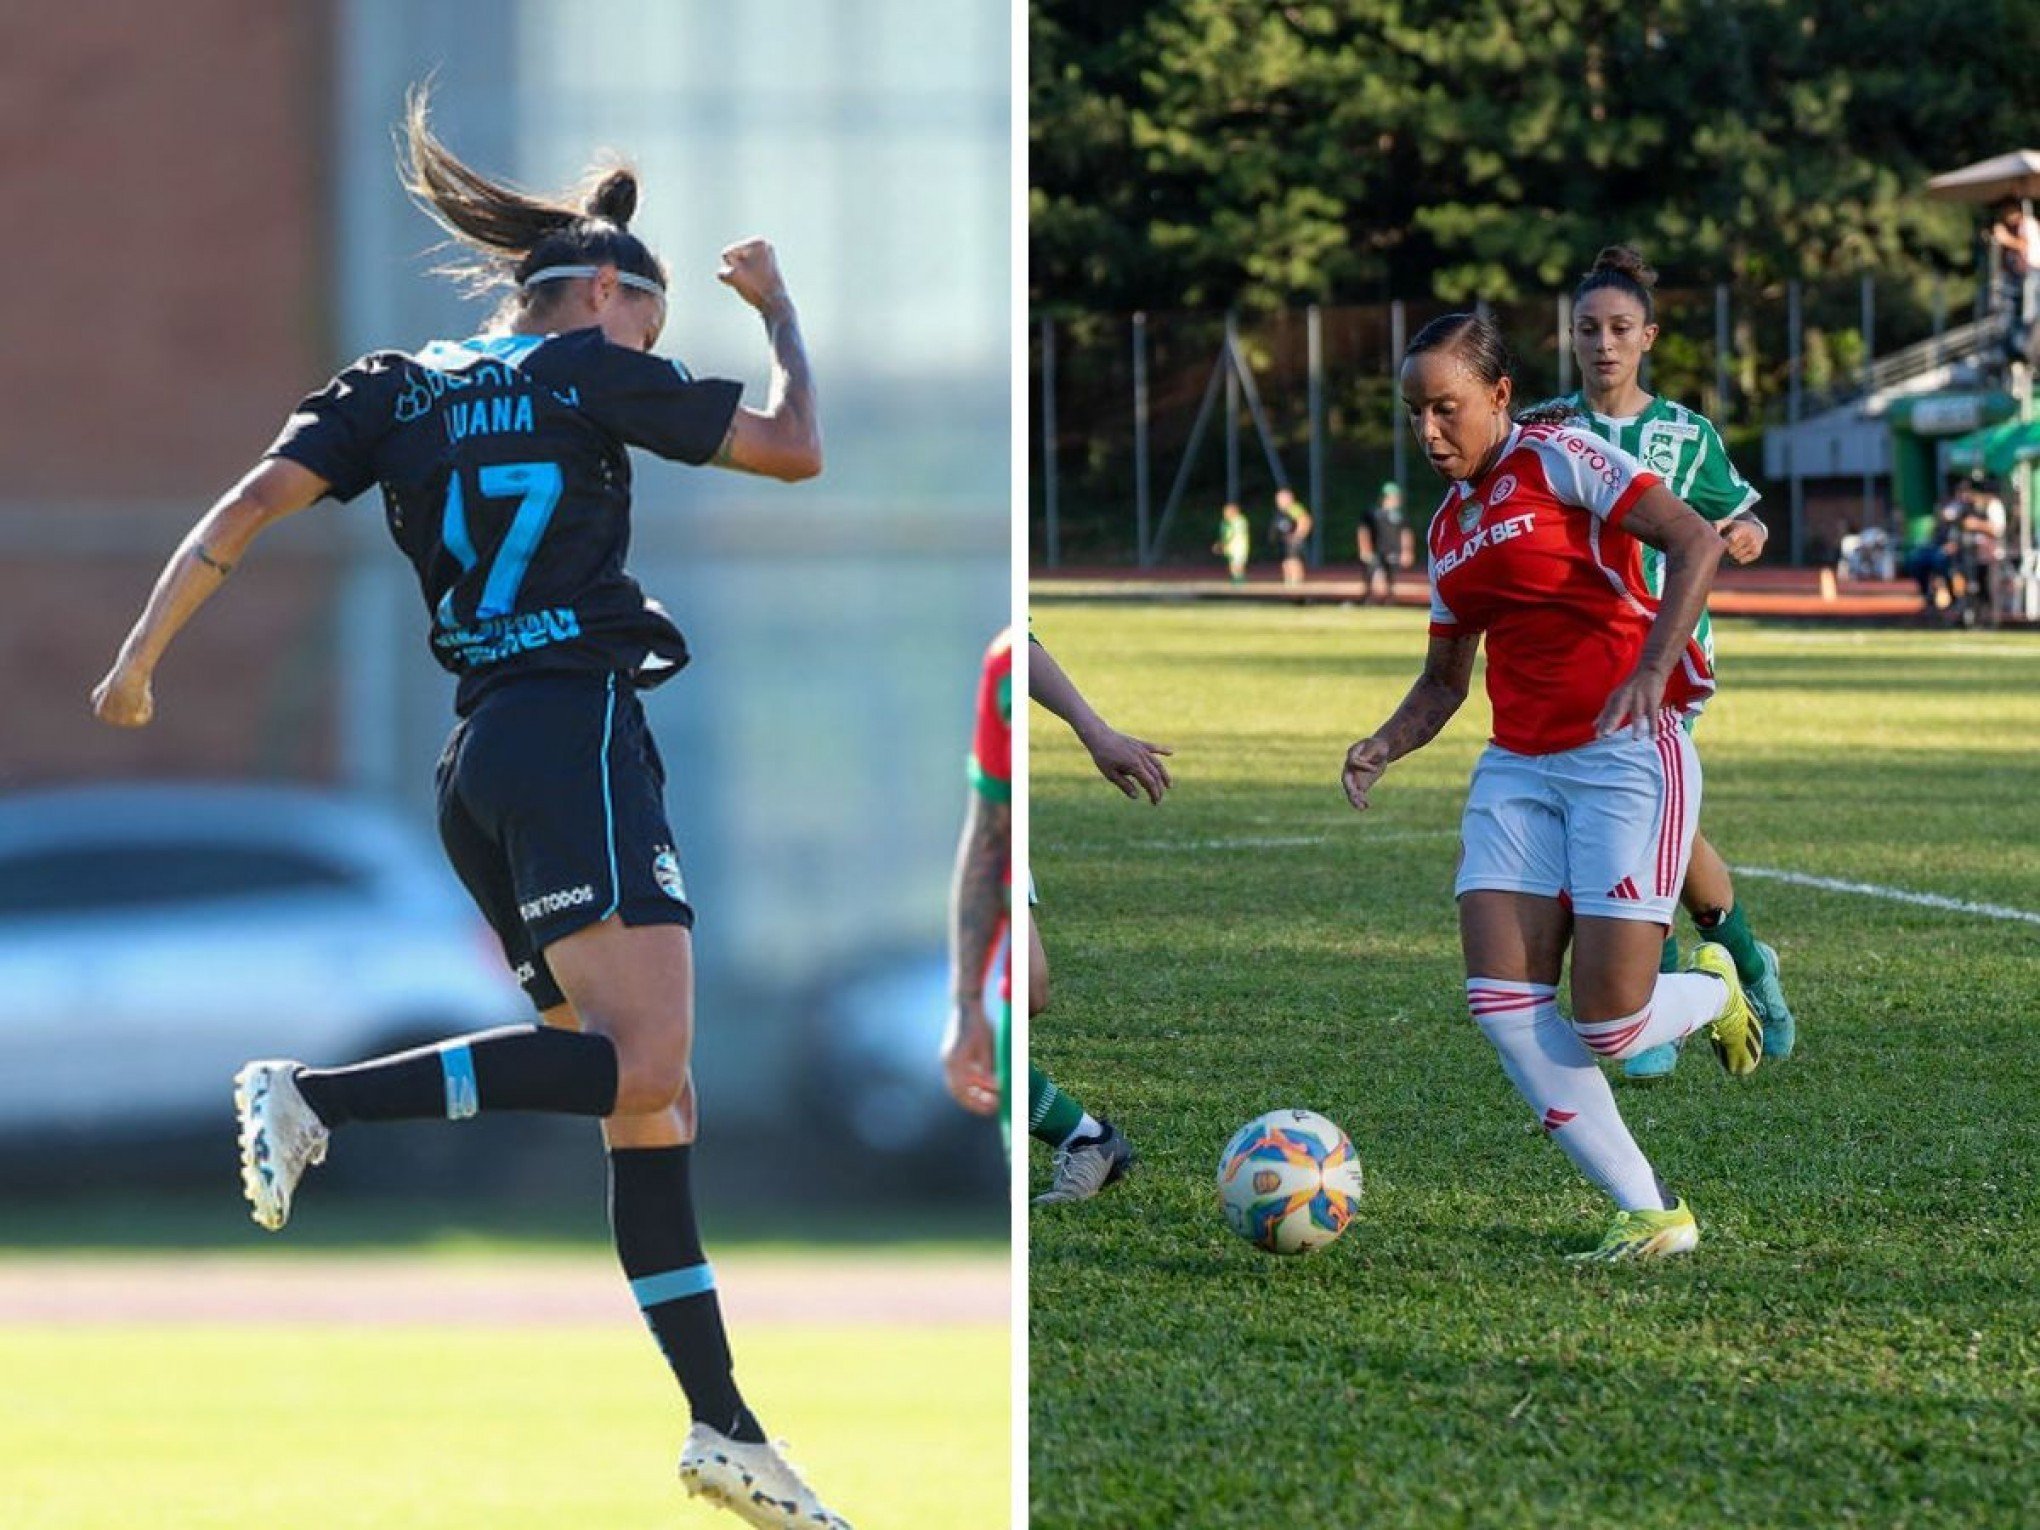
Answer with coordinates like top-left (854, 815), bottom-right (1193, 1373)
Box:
top-left (1027, 602), bottom-right (2040, 1528)
top-left (0, 1270), bottom-right (1006, 1528)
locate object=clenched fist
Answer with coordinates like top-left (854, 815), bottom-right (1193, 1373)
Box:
top-left (91, 661), bottom-right (155, 728)
top-left (717, 238), bottom-right (791, 315)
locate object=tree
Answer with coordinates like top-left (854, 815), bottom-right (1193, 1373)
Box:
top-left (1030, 0), bottom-right (2040, 313)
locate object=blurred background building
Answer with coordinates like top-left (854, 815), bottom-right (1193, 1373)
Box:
top-left (0, 0), bottom-right (1010, 1195)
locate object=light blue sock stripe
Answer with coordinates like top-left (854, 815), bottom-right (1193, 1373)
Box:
top-left (440, 1043), bottom-right (479, 1121)
top-left (598, 674), bottom-right (620, 920)
top-left (630, 1263), bottom-right (715, 1307)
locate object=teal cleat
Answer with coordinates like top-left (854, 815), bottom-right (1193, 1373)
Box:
top-left (1622, 1040), bottom-right (1682, 1081)
top-left (1748, 941), bottom-right (1796, 1061)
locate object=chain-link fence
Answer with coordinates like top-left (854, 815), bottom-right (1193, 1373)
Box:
top-left (1033, 273), bottom-right (1991, 571)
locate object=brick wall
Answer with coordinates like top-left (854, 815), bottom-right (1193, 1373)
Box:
top-left (0, 2), bottom-right (341, 787)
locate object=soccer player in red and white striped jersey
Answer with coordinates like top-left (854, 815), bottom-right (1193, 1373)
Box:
top-left (942, 629), bottom-right (1013, 1127)
top-left (1342, 312), bottom-right (1764, 1262)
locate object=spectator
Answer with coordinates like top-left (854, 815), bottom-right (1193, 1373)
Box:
top-left (1271, 487), bottom-right (1313, 588)
top-left (1954, 474), bottom-right (2008, 625)
top-left (1213, 501), bottom-right (1250, 585)
top-left (1988, 198), bottom-right (2040, 358)
top-left (1270, 488), bottom-right (1313, 586)
top-left (1358, 480), bottom-right (1409, 605)
top-left (1837, 524), bottom-right (1891, 583)
top-left (1909, 483), bottom-right (1966, 615)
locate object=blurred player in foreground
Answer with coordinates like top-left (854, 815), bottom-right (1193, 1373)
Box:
top-left (1561, 245), bottom-right (1797, 1080)
top-left (1344, 312), bottom-right (1761, 1262)
top-left (1025, 635), bottom-right (1171, 1204)
top-left (941, 629), bottom-right (1013, 1130)
top-left (92, 87), bottom-right (849, 1529)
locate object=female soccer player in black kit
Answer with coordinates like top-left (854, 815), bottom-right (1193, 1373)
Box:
top-left (92, 90), bottom-right (848, 1530)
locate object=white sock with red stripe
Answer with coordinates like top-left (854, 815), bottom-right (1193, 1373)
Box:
top-left (1572, 973), bottom-right (1727, 1060)
top-left (1467, 979), bottom-right (1666, 1212)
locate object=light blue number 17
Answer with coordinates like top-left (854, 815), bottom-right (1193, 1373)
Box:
top-left (437, 460), bottom-right (565, 623)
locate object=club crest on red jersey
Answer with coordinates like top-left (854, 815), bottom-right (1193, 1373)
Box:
top-left (1487, 473), bottom-right (1518, 509)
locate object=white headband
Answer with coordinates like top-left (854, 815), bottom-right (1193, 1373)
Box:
top-left (521, 263), bottom-right (666, 297)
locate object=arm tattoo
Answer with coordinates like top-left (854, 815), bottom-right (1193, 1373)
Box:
top-left (1374, 676), bottom-right (1465, 760)
top-left (763, 302), bottom-right (818, 438)
top-left (192, 544), bottom-right (234, 576)
top-left (1372, 636), bottom-right (1478, 762)
top-left (951, 801), bottom-right (1011, 998)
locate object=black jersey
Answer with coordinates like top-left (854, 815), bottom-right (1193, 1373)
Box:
top-left (266, 329), bottom-right (743, 712)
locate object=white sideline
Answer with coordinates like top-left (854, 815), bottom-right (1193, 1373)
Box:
top-left (1041, 836), bottom-right (2040, 924)
top-left (1735, 866), bottom-right (2040, 926)
top-left (1037, 828), bottom-right (1458, 854)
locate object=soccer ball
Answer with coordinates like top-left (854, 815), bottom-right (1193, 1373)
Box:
top-left (1216, 1108), bottom-right (1364, 1255)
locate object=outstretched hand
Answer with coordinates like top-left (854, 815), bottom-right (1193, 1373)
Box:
top-left (1342, 736), bottom-right (1391, 810)
top-left (1083, 726), bottom-right (1173, 804)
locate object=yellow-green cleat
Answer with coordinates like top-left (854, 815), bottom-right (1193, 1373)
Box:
top-left (1567, 1199), bottom-right (1700, 1263)
top-left (1686, 941), bottom-right (1763, 1077)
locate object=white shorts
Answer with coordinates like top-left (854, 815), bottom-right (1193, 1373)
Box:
top-left (1454, 711), bottom-right (1701, 924)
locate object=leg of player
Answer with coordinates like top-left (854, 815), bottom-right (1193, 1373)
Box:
top-left (1563, 911), bottom-right (1757, 1260)
top-left (1025, 908), bottom-right (1133, 1206)
top-left (1461, 892), bottom-right (1748, 1260)
top-left (233, 1010), bottom-right (627, 1233)
top-left (1680, 832), bottom-right (1796, 1061)
top-left (1461, 892), bottom-right (1674, 1235)
top-left (544, 920), bottom-right (851, 1530)
top-left (1622, 915), bottom-right (1688, 1081)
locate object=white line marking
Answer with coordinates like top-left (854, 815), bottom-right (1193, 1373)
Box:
top-left (1150, 835), bottom-right (1328, 851)
top-left (1037, 829), bottom-right (1457, 854)
top-left (1034, 841), bottom-right (2040, 924)
top-left (1735, 866), bottom-right (2040, 925)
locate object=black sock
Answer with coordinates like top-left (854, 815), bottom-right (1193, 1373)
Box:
top-left (611, 1144), bottom-right (761, 1443)
top-left (293, 1025), bottom-right (618, 1128)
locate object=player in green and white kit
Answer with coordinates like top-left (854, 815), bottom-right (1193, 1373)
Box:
top-left (1027, 634), bottom-right (1172, 1204)
top-left (1563, 245), bottom-right (1798, 1079)
top-left (1214, 501), bottom-right (1251, 584)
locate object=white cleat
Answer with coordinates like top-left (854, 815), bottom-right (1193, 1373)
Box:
top-left (1032, 1121), bottom-right (1136, 1206)
top-left (678, 1423), bottom-right (853, 1530)
top-left (233, 1061), bottom-right (329, 1231)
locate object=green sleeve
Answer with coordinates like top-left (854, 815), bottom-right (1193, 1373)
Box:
top-left (1683, 417), bottom-right (1762, 523)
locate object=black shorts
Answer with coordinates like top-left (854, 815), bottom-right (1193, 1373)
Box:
top-left (435, 671), bottom-right (695, 1011)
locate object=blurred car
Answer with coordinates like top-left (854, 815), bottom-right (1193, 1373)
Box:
top-left (0, 782), bottom-right (527, 1143)
top-left (794, 945), bottom-right (1008, 1197)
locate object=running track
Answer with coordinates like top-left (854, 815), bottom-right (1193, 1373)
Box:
top-left (0, 1253), bottom-right (1009, 1326)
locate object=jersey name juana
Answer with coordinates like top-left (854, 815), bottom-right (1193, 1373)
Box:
top-left (1427, 423), bottom-right (1715, 756)
top-left (267, 328), bottom-right (743, 713)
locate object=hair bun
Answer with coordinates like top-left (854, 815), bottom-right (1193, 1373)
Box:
top-left (1590, 244), bottom-right (1657, 290)
top-left (584, 169), bottom-right (639, 227)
